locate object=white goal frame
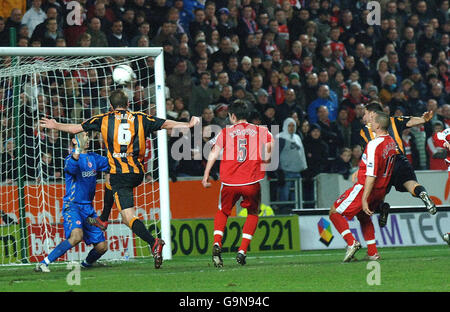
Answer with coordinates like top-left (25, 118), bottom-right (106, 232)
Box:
top-left (0, 47), bottom-right (172, 261)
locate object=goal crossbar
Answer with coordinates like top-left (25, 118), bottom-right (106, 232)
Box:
top-left (0, 47), bottom-right (163, 57)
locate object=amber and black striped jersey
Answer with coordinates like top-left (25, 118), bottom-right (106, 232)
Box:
top-left (360, 116), bottom-right (411, 154)
top-left (81, 109), bottom-right (165, 174)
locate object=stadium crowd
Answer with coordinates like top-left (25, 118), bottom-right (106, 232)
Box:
top-left (0, 0), bottom-right (449, 207)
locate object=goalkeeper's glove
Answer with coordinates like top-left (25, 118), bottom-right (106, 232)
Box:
top-left (74, 133), bottom-right (88, 154)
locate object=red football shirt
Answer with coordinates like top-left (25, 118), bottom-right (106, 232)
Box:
top-left (357, 134), bottom-right (397, 189)
top-left (433, 129), bottom-right (450, 165)
top-left (212, 122), bottom-right (273, 186)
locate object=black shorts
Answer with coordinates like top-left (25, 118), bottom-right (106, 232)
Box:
top-left (388, 154), bottom-right (417, 193)
top-left (109, 173), bottom-right (144, 210)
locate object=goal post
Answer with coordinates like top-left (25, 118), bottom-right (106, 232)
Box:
top-left (0, 47), bottom-right (172, 264)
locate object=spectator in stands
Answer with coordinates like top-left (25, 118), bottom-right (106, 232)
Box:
top-left (276, 88), bottom-right (303, 125)
top-left (299, 119), bottom-right (310, 141)
top-left (254, 88), bottom-right (272, 116)
top-left (261, 104), bottom-right (278, 128)
top-left (206, 29), bottom-right (220, 55)
top-left (210, 36), bottom-right (235, 71)
top-left (267, 70), bottom-right (286, 107)
top-left (379, 73), bottom-right (398, 106)
top-left (303, 72), bottom-right (319, 109)
top-left (190, 72), bottom-right (214, 117)
top-left (302, 123), bottom-right (329, 207)
top-left (41, 18), bottom-right (63, 47)
top-left (201, 107), bottom-right (214, 126)
top-left (276, 117), bottom-right (307, 209)
top-left (212, 103), bottom-right (229, 128)
top-left (42, 128), bottom-right (66, 178)
top-left (22, 0), bottom-right (46, 37)
top-left (5, 8), bottom-right (23, 33)
top-left (166, 59), bottom-right (193, 106)
top-left (77, 33), bottom-right (91, 47)
top-left (212, 82), bottom-right (233, 104)
top-left (17, 24), bottom-right (30, 39)
top-left (130, 21), bottom-right (150, 47)
top-left (189, 8), bottom-right (212, 43)
top-left (90, 1), bottom-right (113, 34)
top-left (1, 138), bottom-right (17, 184)
top-left (331, 107), bottom-right (352, 148)
top-left (428, 82), bottom-right (449, 107)
top-left (239, 56), bottom-right (253, 83)
top-left (216, 7), bottom-right (234, 38)
top-left (212, 71), bottom-right (229, 102)
top-left (237, 5), bottom-right (257, 40)
top-left (402, 128), bottom-right (420, 170)
top-left (226, 54), bottom-right (245, 87)
top-left (85, 18), bottom-right (108, 47)
top-left (233, 83), bottom-right (255, 109)
top-left (350, 144), bottom-right (363, 172)
top-left (0, 17), bottom-right (9, 46)
top-left (316, 105), bottom-right (340, 161)
top-left (107, 20), bottom-right (129, 47)
top-left (308, 84), bottom-right (337, 124)
top-left (31, 6), bottom-right (60, 43)
top-left (329, 147), bottom-right (352, 180)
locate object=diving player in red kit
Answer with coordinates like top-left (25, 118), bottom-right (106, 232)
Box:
top-left (330, 110), bottom-right (398, 262)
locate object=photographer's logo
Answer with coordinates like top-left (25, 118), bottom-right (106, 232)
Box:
top-left (367, 1), bottom-right (381, 26)
top-left (66, 1), bottom-right (82, 26)
top-left (366, 261), bottom-right (381, 285)
top-left (66, 262), bottom-right (81, 286)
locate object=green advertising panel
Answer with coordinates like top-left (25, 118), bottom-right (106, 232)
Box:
top-left (0, 225), bottom-right (22, 263)
top-left (136, 216), bottom-right (300, 257)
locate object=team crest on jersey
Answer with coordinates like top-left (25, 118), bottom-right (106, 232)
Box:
top-left (76, 220), bottom-right (81, 225)
top-left (88, 161), bottom-right (92, 168)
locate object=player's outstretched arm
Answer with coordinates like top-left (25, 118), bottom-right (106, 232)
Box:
top-left (405, 111), bottom-right (434, 127)
top-left (40, 117), bottom-right (84, 134)
top-left (202, 144), bottom-right (221, 188)
top-left (161, 116), bottom-right (200, 130)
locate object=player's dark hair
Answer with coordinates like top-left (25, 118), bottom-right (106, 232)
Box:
top-left (229, 100), bottom-right (249, 120)
top-left (109, 89), bottom-right (129, 109)
top-left (365, 101), bottom-right (383, 112)
top-left (374, 111), bottom-right (390, 130)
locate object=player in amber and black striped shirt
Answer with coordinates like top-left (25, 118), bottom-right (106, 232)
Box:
top-left (40, 89), bottom-right (200, 268)
top-left (359, 102), bottom-right (437, 227)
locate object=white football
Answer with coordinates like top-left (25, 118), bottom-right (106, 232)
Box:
top-left (112, 64), bottom-right (135, 85)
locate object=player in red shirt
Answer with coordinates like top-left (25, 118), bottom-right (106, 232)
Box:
top-left (330, 110), bottom-right (397, 261)
top-left (202, 100), bottom-right (274, 266)
top-left (432, 129), bottom-right (450, 246)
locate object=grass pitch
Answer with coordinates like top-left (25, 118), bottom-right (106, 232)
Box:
top-left (0, 245), bottom-right (448, 292)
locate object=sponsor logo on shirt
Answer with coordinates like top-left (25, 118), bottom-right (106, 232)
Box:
top-left (113, 152), bottom-right (133, 158)
top-left (81, 170), bottom-right (97, 178)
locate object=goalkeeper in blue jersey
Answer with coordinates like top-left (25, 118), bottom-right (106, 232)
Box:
top-left (35, 132), bottom-right (110, 272)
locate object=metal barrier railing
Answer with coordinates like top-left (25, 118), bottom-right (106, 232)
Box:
top-left (267, 177), bottom-right (317, 210)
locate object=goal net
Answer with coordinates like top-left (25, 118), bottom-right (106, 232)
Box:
top-left (0, 48), bottom-right (171, 265)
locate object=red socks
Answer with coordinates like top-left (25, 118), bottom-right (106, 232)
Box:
top-left (213, 210), bottom-right (259, 255)
top-left (214, 210), bottom-right (229, 247)
top-left (239, 214), bottom-right (259, 254)
top-left (330, 212), bottom-right (355, 246)
top-left (358, 213), bottom-right (378, 256)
